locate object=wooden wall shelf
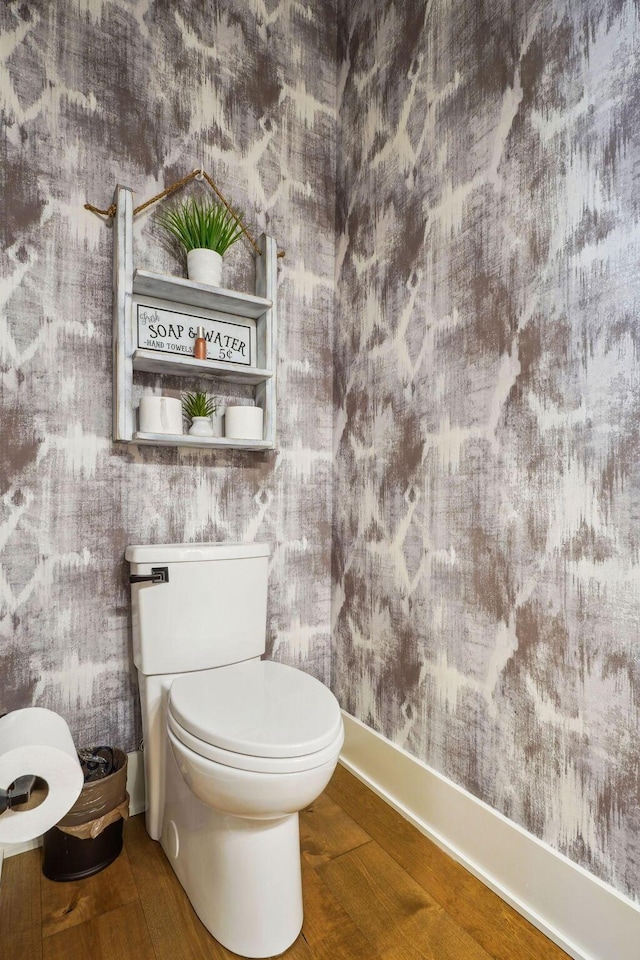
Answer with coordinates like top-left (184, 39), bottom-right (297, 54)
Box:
top-left (133, 432), bottom-right (272, 452)
top-left (132, 269), bottom-right (272, 318)
top-left (131, 350), bottom-right (273, 385)
top-left (112, 185), bottom-right (277, 451)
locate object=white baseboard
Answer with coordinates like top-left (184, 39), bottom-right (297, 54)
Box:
top-left (339, 711), bottom-right (640, 960)
top-left (0, 749), bottom-right (146, 872)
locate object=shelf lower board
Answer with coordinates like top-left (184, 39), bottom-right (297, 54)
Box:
top-left (132, 350), bottom-right (272, 384)
top-left (133, 269), bottom-right (271, 319)
top-left (132, 432), bottom-right (273, 451)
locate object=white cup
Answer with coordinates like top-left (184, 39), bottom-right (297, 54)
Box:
top-left (224, 405), bottom-right (263, 440)
top-left (138, 396), bottom-right (183, 435)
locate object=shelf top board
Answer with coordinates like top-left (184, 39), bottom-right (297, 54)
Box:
top-left (133, 269), bottom-right (272, 319)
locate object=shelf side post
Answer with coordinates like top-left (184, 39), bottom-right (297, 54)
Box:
top-left (113, 185), bottom-right (134, 441)
top-left (255, 234), bottom-right (277, 447)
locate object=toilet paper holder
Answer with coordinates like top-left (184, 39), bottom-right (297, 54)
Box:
top-left (0, 774), bottom-right (36, 815)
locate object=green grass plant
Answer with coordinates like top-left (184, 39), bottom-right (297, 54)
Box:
top-left (157, 196), bottom-right (245, 255)
top-left (182, 391), bottom-right (217, 421)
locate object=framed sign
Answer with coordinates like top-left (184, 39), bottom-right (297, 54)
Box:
top-left (136, 304), bottom-right (252, 366)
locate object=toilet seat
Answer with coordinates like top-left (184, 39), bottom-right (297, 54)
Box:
top-left (168, 659), bottom-right (343, 772)
top-left (168, 711), bottom-right (344, 774)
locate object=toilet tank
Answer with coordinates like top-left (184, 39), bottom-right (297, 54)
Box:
top-left (125, 542), bottom-right (270, 676)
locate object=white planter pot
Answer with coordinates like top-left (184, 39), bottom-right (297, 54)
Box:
top-left (187, 249), bottom-right (222, 287)
top-left (224, 406), bottom-right (264, 441)
top-left (188, 416), bottom-right (215, 437)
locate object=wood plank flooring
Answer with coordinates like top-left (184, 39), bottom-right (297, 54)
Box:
top-left (0, 764), bottom-right (570, 960)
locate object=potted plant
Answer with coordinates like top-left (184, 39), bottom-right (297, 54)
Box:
top-left (157, 196), bottom-right (244, 287)
top-left (182, 391), bottom-right (217, 437)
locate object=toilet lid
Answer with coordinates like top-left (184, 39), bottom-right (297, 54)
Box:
top-left (168, 660), bottom-right (343, 759)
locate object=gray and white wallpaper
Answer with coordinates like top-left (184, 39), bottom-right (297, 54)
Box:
top-left (333, 0), bottom-right (640, 901)
top-left (1, 0), bottom-right (336, 745)
top-left (3, 0), bottom-right (640, 909)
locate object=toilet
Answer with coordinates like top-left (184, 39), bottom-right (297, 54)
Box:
top-left (125, 542), bottom-right (344, 959)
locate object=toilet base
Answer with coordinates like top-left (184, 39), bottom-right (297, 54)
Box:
top-left (161, 761), bottom-right (303, 958)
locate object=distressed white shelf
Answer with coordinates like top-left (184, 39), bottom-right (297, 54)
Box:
top-left (112, 184), bottom-right (277, 450)
top-left (132, 349), bottom-right (273, 385)
top-left (133, 432), bottom-right (272, 452)
top-left (132, 269), bottom-right (272, 319)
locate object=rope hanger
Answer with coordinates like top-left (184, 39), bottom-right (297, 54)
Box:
top-left (85, 168), bottom-right (285, 258)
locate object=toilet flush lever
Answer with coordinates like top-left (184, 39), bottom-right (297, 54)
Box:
top-left (129, 566), bottom-right (170, 585)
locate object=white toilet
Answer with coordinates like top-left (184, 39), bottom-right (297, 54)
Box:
top-left (125, 542), bottom-right (344, 959)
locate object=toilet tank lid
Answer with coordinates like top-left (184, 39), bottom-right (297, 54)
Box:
top-left (125, 542), bottom-right (270, 563)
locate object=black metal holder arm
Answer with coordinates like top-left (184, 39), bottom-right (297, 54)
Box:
top-left (0, 775), bottom-right (36, 815)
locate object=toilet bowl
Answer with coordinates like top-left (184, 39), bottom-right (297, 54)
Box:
top-left (167, 659), bottom-right (344, 818)
top-left (167, 660), bottom-right (344, 819)
top-left (168, 722), bottom-right (344, 817)
top-left (162, 660), bottom-right (343, 957)
top-left (126, 542), bottom-right (344, 959)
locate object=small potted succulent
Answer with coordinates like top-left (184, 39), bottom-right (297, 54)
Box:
top-left (157, 196), bottom-right (244, 287)
top-left (182, 391), bottom-right (217, 437)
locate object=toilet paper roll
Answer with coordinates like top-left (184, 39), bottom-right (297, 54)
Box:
top-left (224, 405), bottom-right (264, 441)
top-left (138, 396), bottom-right (183, 435)
top-left (0, 708), bottom-right (84, 844)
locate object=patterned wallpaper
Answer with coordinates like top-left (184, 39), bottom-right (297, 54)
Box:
top-left (0, 0), bottom-right (336, 749)
top-left (333, 0), bottom-right (640, 901)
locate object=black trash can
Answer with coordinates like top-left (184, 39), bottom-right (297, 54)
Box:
top-left (42, 747), bottom-right (129, 882)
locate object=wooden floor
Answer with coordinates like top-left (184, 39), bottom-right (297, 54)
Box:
top-left (1, 764), bottom-right (570, 960)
